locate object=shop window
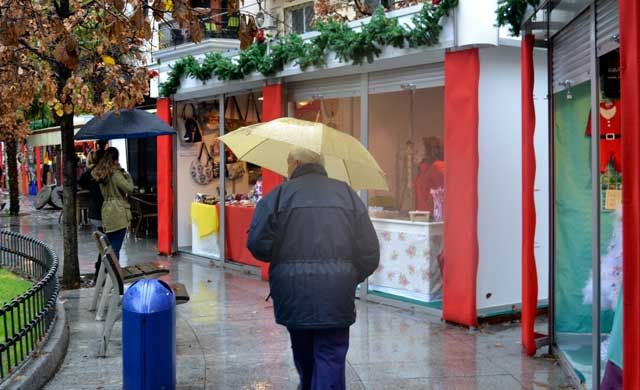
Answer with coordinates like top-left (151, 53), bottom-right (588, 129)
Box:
top-left (175, 92), bottom-right (264, 258)
top-left (553, 48), bottom-right (623, 388)
top-left (287, 3), bottom-right (314, 35)
top-left (366, 87), bottom-right (445, 309)
top-left (287, 96), bottom-right (361, 138)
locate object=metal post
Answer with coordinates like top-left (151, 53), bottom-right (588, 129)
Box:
top-left (589, 4), bottom-right (602, 389)
top-left (546, 1), bottom-right (556, 354)
top-left (219, 96), bottom-right (226, 265)
top-left (359, 73), bottom-right (369, 301)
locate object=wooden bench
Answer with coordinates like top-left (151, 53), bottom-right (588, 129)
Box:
top-left (93, 231), bottom-right (189, 357)
top-left (90, 232), bottom-right (171, 319)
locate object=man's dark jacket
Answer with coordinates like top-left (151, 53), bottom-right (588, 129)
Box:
top-left (78, 167), bottom-right (104, 221)
top-left (247, 163), bottom-right (380, 330)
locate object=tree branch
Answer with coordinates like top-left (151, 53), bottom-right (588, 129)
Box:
top-left (17, 38), bottom-right (60, 66)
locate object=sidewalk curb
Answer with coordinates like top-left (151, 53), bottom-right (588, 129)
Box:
top-left (0, 302), bottom-right (69, 390)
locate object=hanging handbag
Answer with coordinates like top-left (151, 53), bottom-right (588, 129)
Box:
top-left (180, 103), bottom-right (203, 144)
top-left (226, 161), bottom-right (245, 180)
top-left (190, 143), bottom-right (218, 185)
top-left (244, 92), bottom-right (262, 123)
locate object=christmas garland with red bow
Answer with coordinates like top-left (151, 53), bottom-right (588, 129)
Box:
top-left (160, 1), bottom-right (457, 97)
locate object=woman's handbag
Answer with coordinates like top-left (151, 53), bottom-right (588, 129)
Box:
top-left (180, 103), bottom-right (203, 144)
top-left (190, 143), bottom-right (218, 185)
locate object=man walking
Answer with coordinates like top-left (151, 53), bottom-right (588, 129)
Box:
top-left (248, 147), bottom-right (380, 390)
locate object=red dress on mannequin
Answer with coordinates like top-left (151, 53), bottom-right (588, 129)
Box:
top-left (414, 160), bottom-right (445, 212)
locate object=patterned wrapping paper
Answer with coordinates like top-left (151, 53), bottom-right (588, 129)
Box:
top-left (369, 223), bottom-right (443, 302)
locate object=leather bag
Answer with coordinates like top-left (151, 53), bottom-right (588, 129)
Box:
top-left (190, 143), bottom-right (218, 185)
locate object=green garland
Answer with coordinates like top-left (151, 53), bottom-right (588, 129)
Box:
top-left (495, 0), bottom-right (540, 37)
top-left (159, 1), bottom-right (458, 97)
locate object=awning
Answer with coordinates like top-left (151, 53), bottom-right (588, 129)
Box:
top-left (26, 127), bottom-right (81, 148)
top-left (26, 110), bottom-right (157, 147)
top-left (26, 115), bottom-right (93, 148)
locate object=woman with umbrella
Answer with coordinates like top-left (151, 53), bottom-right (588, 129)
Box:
top-left (92, 147), bottom-right (134, 260)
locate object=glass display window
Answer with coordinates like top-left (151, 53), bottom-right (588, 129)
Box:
top-left (366, 86), bottom-right (445, 308)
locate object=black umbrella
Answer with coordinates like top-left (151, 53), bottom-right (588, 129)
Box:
top-left (74, 109), bottom-right (176, 140)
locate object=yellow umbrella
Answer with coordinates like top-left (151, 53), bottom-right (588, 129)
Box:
top-left (219, 117), bottom-right (388, 190)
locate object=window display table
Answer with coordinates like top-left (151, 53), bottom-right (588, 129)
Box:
top-left (369, 218), bottom-right (444, 303)
top-left (190, 202), bottom-right (220, 258)
top-left (217, 204), bottom-right (269, 280)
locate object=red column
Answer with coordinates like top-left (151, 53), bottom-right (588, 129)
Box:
top-left (256, 83), bottom-right (284, 280)
top-left (21, 144), bottom-right (28, 195)
top-left (261, 84), bottom-right (285, 195)
top-left (620, 1), bottom-right (640, 387)
top-left (35, 147), bottom-right (42, 191)
top-left (521, 34), bottom-right (539, 356)
top-left (442, 49), bottom-right (480, 327)
top-left (157, 98), bottom-right (174, 255)
top-left (1, 143), bottom-right (4, 191)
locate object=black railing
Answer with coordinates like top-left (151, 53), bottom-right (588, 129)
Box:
top-left (0, 231), bottom-right (60, 382)
top-left (158, 12), bottom-right (240, 50)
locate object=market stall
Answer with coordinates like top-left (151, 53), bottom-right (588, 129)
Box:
top-left (518, 0), bottom-right (637, 388)
top-left (153, 2), bottom-right (550, 322)
top-left (173, 92), bottom-right (266, 277)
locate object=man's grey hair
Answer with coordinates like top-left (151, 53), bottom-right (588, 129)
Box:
top-left (288, 147), bottom-right (325, 166)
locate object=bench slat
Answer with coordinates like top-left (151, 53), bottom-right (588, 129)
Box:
top-left (171, 282), bottom-right (190, 304)
top-left (122, 266), bottom-right (144, 280)
top-left (137, 263), bottom-right (164, 274)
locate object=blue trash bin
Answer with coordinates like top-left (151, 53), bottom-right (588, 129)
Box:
top-left (123, 279), bottom-right (176, 390)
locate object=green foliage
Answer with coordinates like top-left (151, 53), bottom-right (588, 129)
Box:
top-left (0, 269), bottom-right (32, 308)
top-left (159, 1), bottom-right (458, 97)
top-left (495, 0), bottom-right (540, 37)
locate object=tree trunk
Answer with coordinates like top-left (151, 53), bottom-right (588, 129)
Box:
top-left (60, 111), bottom-right (80, 289)
top-left (6, 139), bottom-right (19, 216)
top-left (56, 0), bottom-right (80, 289)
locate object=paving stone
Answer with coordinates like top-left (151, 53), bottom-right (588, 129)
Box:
top-left (3, 200), bottom-right (570, 390)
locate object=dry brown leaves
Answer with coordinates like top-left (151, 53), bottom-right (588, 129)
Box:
top-left (0, 0), bottom-right (202, 136)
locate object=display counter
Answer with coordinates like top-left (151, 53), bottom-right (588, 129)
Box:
top-left (369, 218), bottom-right (444, 304)
top-left (217, 204), bottom-right (269, 280)
top-left (190, 202), bottom-right (220, 258)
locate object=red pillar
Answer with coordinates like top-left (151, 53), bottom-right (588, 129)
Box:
top-left (442, 49), bottom-right (480, 327)
top-left (21, 144), bottom-right (28, 195)
top-left (257, 83), bottom-right (284, 280)
top-left (35, 147), bottom-right (42, 191)
top-left (620, 1), bottom-right (640, 387)
top-left (157, 98), bottom-right (174, 255)
top-left (1, 143), bottom-right (4, 191)
top-left (521, 34), bottom-right (539, 356)
top-left (261, 84), bottom-right (285, 195)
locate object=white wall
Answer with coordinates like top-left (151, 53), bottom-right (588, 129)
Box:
top-left (476, 46), bottom-right (549, 312)
top-left (456, 0), bottom-right (499, 48)
top-left (109, 139), bottom-right (129, 170)
top-left (533, 47), bottom-right (550, 303)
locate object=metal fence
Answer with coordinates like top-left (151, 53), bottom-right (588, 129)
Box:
top-left (0, 231), bottom-right (60, 382)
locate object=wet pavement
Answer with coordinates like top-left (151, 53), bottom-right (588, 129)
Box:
top-left (4, 198), bottom-right (574, 389)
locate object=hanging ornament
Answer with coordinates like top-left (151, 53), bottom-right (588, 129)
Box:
top-left (432, 0), bottom-right (440, 4)
top-left (256, 29), bottom-right (266, 44)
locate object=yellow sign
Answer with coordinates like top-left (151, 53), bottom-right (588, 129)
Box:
top-left (605, 189), bottom-right (622, 210)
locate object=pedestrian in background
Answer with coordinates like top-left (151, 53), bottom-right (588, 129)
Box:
top-left (79, 149), bottom-right (105, 282)
top-left (92, 147), bottom-right (133, 260)
top-left (248, 147), bottom-right (380, 390)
